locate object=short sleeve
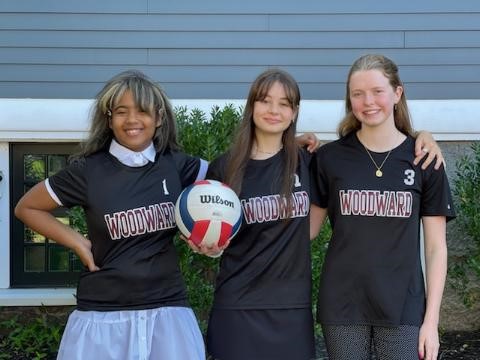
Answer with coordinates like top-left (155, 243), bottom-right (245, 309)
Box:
top-left (48, 157), bottom-right (88, 208)
top-left (206, 154), bottom-right (227, 182)
top-left (421, 163), bottom-right (456, 221)
top-left (310, 148), bottom-right (329, 208)
top-left (171, 151), bottom-right (207, 187)
top-left (298, 147), bottom-right (313, 167)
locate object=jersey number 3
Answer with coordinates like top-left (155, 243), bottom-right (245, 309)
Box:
top-left (404, 169), bottom-right (415, 185)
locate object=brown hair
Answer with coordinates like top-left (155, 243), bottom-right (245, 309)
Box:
top-left (224, 68), bottom-right (300, 211)
top-left (337, 54), bottom-right (414, 137)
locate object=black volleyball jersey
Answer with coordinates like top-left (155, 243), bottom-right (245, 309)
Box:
top-left (207, 148), bottom-right (313, 310)
top-left (49, 149), bottom-right (202, 311)
top-left (311, 133), bottom-right (455, 326)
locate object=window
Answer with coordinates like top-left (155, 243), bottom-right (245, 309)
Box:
top-left (10, 143), bottom-right (82, 287)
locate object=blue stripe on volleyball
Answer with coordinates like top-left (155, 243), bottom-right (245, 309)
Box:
top-left (231, 214), bottom-right (242, 237)
top-left (178, 184), bottom-right (195, 231)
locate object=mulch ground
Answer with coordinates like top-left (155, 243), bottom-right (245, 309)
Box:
top-left (439, 330), bottom-right (480, 359)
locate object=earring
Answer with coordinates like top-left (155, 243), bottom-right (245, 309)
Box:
top-left (394, 104), bottom-right (398, 111)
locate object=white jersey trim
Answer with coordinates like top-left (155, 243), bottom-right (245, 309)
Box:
top-left (196, 159), bottom-right (209, 181)
top-left (45, 178), bottom-right (63, 206)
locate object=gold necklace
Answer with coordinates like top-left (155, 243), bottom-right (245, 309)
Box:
top-left (362, 144), bottom-right (393, 178)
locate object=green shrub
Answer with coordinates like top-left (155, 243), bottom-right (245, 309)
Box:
top-left (311, 222), bottom-right (332, 334)
top-left (0, 312), bottom-right (62, 359)
top-left (450, 142), bottom-right (480, 307)
top-left (176, 104), bottom-right (242, 162)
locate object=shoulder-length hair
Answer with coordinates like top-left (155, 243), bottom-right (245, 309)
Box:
top-left (224, 68), bottom-right (301, 209)
top-left (78, 70), bottom-right (178, 156)
top-left (337, 54), bottom-right (414, 138)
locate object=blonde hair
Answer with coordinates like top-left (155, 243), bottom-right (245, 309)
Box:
top-left (337, 54), bottom-right (414, 138)
top-left (78, 70), bottom-right (178, 156)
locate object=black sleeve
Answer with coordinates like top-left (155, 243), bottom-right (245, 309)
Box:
top-left (310, 148), bottom-right (329, 208)
top-left (48, 157), bottom-right (88, 208)
top-left (206, 154), bottom-right (227, 182)
top-left (421, 162), bottom-right (456, 221)
top-left (171, 150), bottom-right (202, 188)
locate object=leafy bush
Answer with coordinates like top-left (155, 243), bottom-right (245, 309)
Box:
top-left (0, 311), bottom-right (62, 359)
top-left (311, 222), bottom-right (332, 334)
top-left (176, 104), bottom-right (242, 162)
top-left (450, 142), bottom-right (480, 307)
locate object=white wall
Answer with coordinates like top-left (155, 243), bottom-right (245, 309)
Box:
top-left (0, 98), bottom-right (479, 305)
top-left (1, 98), bottom-right (479, 142)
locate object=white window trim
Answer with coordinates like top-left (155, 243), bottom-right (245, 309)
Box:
top-left (0, 98), bottom-right (479, 306)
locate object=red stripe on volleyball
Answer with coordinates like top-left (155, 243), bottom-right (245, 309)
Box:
top-left (218, 222), bottom-right (233, 247)
top-left (189, 220), bottom-right (210, 245)
top-left (194, 180), bottom-right (211, 185)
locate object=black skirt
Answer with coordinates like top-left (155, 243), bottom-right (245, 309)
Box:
top-left (206, 308), bottom-right (316, 360)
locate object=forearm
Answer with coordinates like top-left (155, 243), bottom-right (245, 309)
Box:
top-left (15, 207), bottom-right (86, 252)
top-left (422, 217), bottom-right (448, 326)
top-left (413, 131), bottom-right (445, 170)
top-left (310, 205), bottom-right (327, 240)
top-left (14, 181), bottom-right (87, 253)
top-left (424, 248), bottom-right (447, 325)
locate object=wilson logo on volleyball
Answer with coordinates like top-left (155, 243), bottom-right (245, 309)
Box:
top-left (199, 195), bottom-right (235, 208)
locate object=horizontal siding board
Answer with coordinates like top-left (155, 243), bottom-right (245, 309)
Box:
top-left (2, 13), bottom-right (479, 32)
top-left (0, 30), bottom-right (405, 48)
top-left (269, 13), bottom-right (480, 31)
top-left (0, 48), bottom-right (148, 65)
top-left (406, 31), bottom-right (480, 47)
top-left (4, 48), bottom-right (480, 67)
top-left (0, 14), bottom-right (268, 31)
top-left (2, 65), bottom-right (479, 83)
top-left (2, 0), bottom-right (480, 14)
top-left (399, 65), bottom-right (480, 82)
top-left (1, 82), bottom-right (478, 100)
top-left (0, 1), bottom-right (147, 13)
top-left (147, 1), bottom-right (480, 14)
top-left (0, 82), bottom-right (250, 100)
top-left (0, 65), bottom-right (350, 83)
top-left (147, 48), bottom-right (480, 66)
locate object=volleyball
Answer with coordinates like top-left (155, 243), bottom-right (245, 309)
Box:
top-left (175, 179), bottom-right (242, 247)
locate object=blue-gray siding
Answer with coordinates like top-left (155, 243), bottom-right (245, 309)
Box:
top-left (1, 1), bottom-right (480, 99)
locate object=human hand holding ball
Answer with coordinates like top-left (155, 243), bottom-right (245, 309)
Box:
top-left (175, 180), bottom-right (242, 257)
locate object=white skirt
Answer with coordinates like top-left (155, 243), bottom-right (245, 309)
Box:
top-left (57, 306), bottom-right (205, 360)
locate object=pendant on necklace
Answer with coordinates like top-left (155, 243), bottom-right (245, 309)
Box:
top-left (375, 169), bottom-right (383, 177)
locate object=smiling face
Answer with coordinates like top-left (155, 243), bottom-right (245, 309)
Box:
top-left (252, 81), bottom-right (297, 137)
top-left (109, 90), bottom-right (160, 152)
top-left (349, 69), bottom-right (403, 130)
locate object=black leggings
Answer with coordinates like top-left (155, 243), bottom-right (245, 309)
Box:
top-left (322, 324), bottom-right (420, 360)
